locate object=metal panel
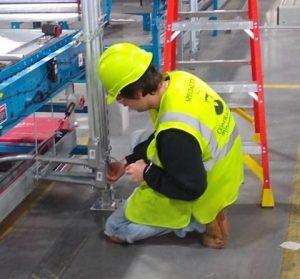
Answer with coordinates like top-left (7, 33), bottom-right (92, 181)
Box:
top-left (278, 0), bottom-right (300, 25)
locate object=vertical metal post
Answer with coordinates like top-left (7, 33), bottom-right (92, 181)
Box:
top-left (212, 0), bottom-right (218, 36)
top-left (11, 22), bottom-right (21, 29)
top-left (81, 0), bottom-right (109, 188)
top-left (101, 0), bottom-right (112, 23)
top-left (152, 0), bottom-right (162, 68)
top-left (65, 84), bottom-right (76, 126)
top-left (177, 0), bottom-right (184, 61)
top-left (190, 0), bottom-right (199, 54)
top-left (143, 13), bottom-right (151, 31)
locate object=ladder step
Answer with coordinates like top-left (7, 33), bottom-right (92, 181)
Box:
top-left (172, 20), bottom-right (253, 31)
top-left (208, 82), bottom-right (258, 93)
top-left (243, 141), bottom-right (262, 155)
top-left (179, 10), bottom-right (247, 19)
top-left (224, 97), bottom-right (253, 109)
top-left (177, 60), bottom-right (250, 67)
top-left (221, 94), bottom-right (253, 109)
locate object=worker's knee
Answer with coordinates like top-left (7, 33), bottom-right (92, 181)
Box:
top-left (104, 205), bottom-right (136, 243)
top-left (104, 214), bottom-right (118, 236)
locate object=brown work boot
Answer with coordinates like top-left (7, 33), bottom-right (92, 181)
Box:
top-left (201, 209), bottom-right (229, 249)
top-left (216, 209), bottom-right (230, 241)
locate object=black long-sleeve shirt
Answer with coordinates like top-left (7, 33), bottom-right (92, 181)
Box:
top-left (125, 129), bottom-right (207, 201)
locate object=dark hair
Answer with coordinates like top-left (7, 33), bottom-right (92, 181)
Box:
top-left (119, 64), bottom-right (162, 99)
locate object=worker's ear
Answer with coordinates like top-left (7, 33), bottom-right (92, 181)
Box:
top-left (136, 90), bottom-right (144, 99)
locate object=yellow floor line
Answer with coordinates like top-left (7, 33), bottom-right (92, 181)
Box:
top-left (265, 84), bottom-right (300, 89)
top-left (280, 146), bottom-right (300, 278)
top-left (0, 182), bottom-right (53, 240)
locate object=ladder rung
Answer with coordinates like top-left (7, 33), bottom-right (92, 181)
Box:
top-left (243, 141), bottom-right (262, 155)
top-left (208, 82), bottom-right (258, 93)
top-left (227, 101), bottom-right (252, 109)
top-left (177, 59), bottom-right (250, 67)
top-left (179, 10), bottom-right (247, 19)
top-left (222, 95), bottom-right (252, 109)
top-left (172, 20), bottom-right (254, 31)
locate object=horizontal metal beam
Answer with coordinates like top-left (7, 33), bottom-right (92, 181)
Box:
top-left (172, 20), bottom-right (254, 31)
top-left (39, 174), bottom-right (95, 186)
top-left (261, 25), bottom-right (300, 30)
top-left (0, 3), bottom-right (78, 13)
top-left (243, 141), bottom-right (262, 155)
top-left (0, 54), bottom-right (24, 61)
top-left (225, 98), bottom-right (252, 109)
top-left (0, 13), bottom-right (79, 22)
top-left (0, 154), bottom-right (90, 167)
top-left (179, 10), bottom-right (247, 18)
top-left (208, 82), bottom-right (258, 93)
top-left (177, 59), bottom-right (250, 67)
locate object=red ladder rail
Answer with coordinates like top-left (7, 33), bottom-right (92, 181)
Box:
top-left (248, 0), bottom-right (273, 205)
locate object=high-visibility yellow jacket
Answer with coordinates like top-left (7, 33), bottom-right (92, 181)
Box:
top-left (125, 71), bottom-right (244, 228)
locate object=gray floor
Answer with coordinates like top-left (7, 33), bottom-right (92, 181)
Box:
top-left (0, 0), bottom-right (300, 278)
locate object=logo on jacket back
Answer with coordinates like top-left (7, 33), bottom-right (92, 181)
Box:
top-left (205, 93), bottom-right (224, 115)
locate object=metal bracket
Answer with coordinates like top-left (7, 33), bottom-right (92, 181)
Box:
top-left (244, 28), bottom-right (254, 39)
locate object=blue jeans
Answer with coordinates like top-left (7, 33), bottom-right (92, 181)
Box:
top-left (104, 202), bottom-right (206, 243)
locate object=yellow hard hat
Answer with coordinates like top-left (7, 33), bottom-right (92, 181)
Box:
top-left (97, 42), bottom-right (153, 104)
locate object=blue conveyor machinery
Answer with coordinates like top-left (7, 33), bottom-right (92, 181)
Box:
top-left (0, 28), bottom-right (85, 135)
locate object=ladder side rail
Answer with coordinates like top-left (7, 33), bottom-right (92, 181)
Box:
top-left (163, 0), bottom-right (178, 71)
top-left (248, 0), bottom-right (271, 190)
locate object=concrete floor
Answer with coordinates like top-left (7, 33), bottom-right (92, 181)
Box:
top-left (0, 0), bottom-right (300, 278)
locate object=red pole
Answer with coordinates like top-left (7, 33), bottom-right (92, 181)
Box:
top-left (248, 0), bottom-right (271, 189)
top-left (163, 0), bottom-right (178, 72)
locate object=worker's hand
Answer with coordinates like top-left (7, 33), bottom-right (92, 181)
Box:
top-left (125, 159), bottom-right (147, 183)
top-left (107, 160), bottom-right (126, 184)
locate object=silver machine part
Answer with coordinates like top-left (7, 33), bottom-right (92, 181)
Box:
top-left (81, 0), bottom-right (117, 210)
top-left (0, 0), bottom-right (80, 22)
top-left (0, 54), bottom-right (24, 61)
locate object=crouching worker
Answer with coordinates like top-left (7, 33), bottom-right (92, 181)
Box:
top-left (97, 43), bottom-right (244, 248)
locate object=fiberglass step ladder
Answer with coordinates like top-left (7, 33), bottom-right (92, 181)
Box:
top-left (163, 0), bottom-right (274, 207)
